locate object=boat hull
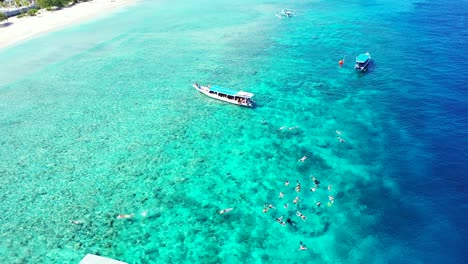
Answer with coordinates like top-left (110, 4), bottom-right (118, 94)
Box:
top-left (193, 84), bottom-right (254, 108)
top-left (354, 61), bottom-right (370, 71)
top-left (354, 52), bottom-right (371, 71)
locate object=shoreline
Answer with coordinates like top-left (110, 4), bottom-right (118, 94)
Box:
top-left (0, 0), bottom-right (136, 50)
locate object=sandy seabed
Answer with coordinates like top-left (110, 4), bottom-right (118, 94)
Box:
top-left (0, 0), bottom-right (136, 49)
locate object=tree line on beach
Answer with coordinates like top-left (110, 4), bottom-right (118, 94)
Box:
top-left (36, 0), bottom-right (92, 8)
top-left (0, 0), bottom-right (91, 8)
top-left (0, 0), bottom-right (92, 22)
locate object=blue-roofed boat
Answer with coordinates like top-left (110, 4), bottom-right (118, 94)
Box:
top-left (193, 83), bottom-right (255, 108)
top-left (354, 52), bottom-right (371, 71)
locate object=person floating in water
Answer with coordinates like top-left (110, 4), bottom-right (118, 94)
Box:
top-left (299, 155), bottom-right (307, 162)
top-left (296, 211), bottom-right (307, 221)
top-left (219, 208), bottom-right (234, 214)
top-left (117, 213), bottom-right (134, 219)
top-left (276, 215), bottom-right (286, 226)
top-left (312, 176), bottom-right (320, 187)
top-left (299, 241), bottom-right (308, 250)
top-left (286, 217), bottom-right (297, 226)
top-left (279, 192), bottom-right (284, 199)
top-left (263, 204), bottom-right (275, 213)
top-left (285, 180), bottom-right (290, 186)
top-left (295, 180), bottom-right (301, 192)
top-left (293, 196), bottom-right (300, 204)
top-left (338, 137), bottom-right (346, 143)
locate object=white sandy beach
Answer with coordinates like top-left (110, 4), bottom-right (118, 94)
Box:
top-left (0, 0), bottom-right (136, 49)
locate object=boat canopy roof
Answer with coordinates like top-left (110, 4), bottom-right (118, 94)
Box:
top-left (356, 53), bottom-right (370, 63)
top-left (210, 85), bottom-right (254, 98)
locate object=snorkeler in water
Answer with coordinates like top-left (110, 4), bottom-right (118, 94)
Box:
top-left (293, 196), bottom-right (300, 204)
top-left (295, 180), bottom-right (301, 192)
top-left (299, 241), bottom-right (308, 250)
top-left (117, 214), bottom-right (134, 219)
top-left (286, 217), bottom-right (297, 226)
top-left (296, 211), bottom-right (307, 221)
top-left (219, 208), bottom-right (234, 214)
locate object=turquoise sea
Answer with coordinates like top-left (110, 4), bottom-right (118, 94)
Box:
top-left (0, 0), bottom-right (466, 263)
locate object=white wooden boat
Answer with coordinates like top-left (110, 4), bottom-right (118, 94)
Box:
top-left (80, 254), bottom-right (127, 264)
top-left (193, 83), bottom-right (255, 108)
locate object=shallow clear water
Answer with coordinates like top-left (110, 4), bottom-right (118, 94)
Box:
top-left (0, 0), bottom-right (466, 263)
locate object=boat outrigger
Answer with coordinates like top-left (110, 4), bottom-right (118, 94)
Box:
top-left (354, 52), bottom-right (371, 71)
top-left (275, 9), bottom-right (295, 18)
top-left (193, 83), bottom-right (255, 108)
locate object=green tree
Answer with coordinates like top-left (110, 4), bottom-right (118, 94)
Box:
top-left (0, 12), bottom-right (7, 23)
top-left (15, 0), bottom-right (24, 14)
top-left (27, 7), bottom-right (38, 16)
top-left (0, 1), bottom-right (7, 22)
top-left (37, 0), bottom-right (71, 8)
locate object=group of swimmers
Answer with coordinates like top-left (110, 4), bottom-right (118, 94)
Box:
top-left (280, 175), bottom-right (333, 208)
top-left (218, 128), bottom-right (343, 251)
top-left (265, 176), bottom-right (327, 216)
top-left (263, 156), bottom-right (338, 250)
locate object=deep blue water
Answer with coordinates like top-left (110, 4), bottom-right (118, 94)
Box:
top-left (376, 0), bottom-right (468, 262)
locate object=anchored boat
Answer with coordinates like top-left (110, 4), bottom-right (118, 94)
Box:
top-left (275, 9), bottom-right (295, 18)
top-left (354, 52), bottom-right (371, 71)
top-left (193, 83), bottom-right (255, 108)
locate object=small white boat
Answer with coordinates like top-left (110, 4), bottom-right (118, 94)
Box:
top-left (276, 9), bottom-right (295, 18)
top-left (354, 52), bottom-right (371, 71)
top-left (193, 83), bottom-right (255, 108)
